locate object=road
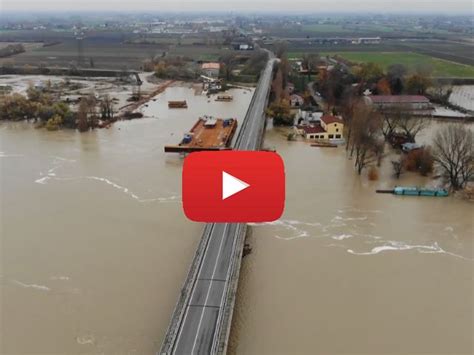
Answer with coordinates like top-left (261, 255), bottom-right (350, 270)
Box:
top-left (160, 56), bottom-right (276, 355)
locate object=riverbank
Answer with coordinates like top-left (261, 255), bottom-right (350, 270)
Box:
top-left (0, 74), bottom-right (253, 132)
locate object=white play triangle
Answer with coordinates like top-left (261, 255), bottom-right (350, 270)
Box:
top-left (222, 171), bottom-right (250, 200)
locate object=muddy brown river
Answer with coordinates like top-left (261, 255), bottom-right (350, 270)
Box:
top-left (1, 86), bottom-right (472, 354)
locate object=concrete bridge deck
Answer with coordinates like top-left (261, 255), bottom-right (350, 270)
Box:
top-left (159, 56), bottom-right (276, 355)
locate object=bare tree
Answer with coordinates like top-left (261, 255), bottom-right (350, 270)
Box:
top-left (392, 157), bottom-right (405, 179)
top-left (350, 103), bottom-right (383, 174)
top-left (274, 41), bottom-right (288, 59)
top-left (397, 112), bottom-right (429, 142)
top-left (279, 56), bottom-right (291, 90)
top-left (220, 53), bottom-right (237, 81)
top-left (77, 98), bottom-right (89, 132)
top-left (431, 84), bottom-right (453, 106)
top-left (380, 108), bottom-right (401, 140)
top-left (100, 94), bottom-right (114, 119)
top-left (340, 91), bottom-right (360, 152)
top-left (301, 53), bottom-right (319, 81)
top-left (380, 104), bottom-right (429, 142)
top-left (432, 124), bottom-right (474, 190)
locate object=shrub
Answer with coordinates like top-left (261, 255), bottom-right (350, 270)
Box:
top-left (404, 148), bottom-right (434, 176)
top-left (45, 115), bottom-right (63, 131)
top-left (368, 166), bottom-right (379, 181)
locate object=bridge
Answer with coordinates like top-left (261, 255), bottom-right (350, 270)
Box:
top-left (159, 56), bottom-right (276, 355)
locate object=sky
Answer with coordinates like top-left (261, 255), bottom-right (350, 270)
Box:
top-left (1, 0), bottom-right (473, 14)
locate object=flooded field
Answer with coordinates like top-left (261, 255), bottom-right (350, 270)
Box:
top-left (0, 85), bottom-right (253, 354)
top-left (0, 73), bottom-right (162, 113)
top-left (1, 83), bottom-right (472, 354)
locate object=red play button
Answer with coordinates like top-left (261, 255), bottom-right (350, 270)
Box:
top-left (182, 151), bottom-right (285, 222)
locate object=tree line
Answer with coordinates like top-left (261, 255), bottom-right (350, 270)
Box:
top-left (0, 84), bottom-right (115, 132)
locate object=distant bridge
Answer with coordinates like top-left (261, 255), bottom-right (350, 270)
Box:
top-left (159, 56), bottom-right (276, 355)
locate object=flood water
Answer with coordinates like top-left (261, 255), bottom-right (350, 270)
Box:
top-left (230, 124), bottom-right (473, 355)
top-left (1, 84), bottom-right (473, 354)
top-left (0, 85), bottom-right (253, 354)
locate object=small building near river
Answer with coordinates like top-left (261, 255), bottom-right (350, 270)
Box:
top-left (296, 114), bottom-right (344, 141)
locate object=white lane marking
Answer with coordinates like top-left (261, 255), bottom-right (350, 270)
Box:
top-left (191, 224), bottom-right (229, 354)
top-left (174, 61), bottom-right (272, 351)
top-left (173, 225), bottom-right (215, 351)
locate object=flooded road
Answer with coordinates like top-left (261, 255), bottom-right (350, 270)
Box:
top-left (1, 83), bottom-right (473, 354)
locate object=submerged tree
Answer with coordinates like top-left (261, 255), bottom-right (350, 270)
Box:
top-left (100, 94), bottom-right (115, 119)
top-left (348, 103), bottom-right (383, 174)
top-left (392, 157), bottom-right (405, 179)
top-left (340, 90), bottom-right (361, 152)
top-left (381, 105), bottom-right (429, 142)
top-left (77, 97), bottom-right (91, 132)
top-left (432, 124), bottom-right (474, 190)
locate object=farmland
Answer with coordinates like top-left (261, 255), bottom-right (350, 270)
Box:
top-left (301, 23), bottom-right (395, 34)
top-left (289, 51), bottom-right (474, 78)
top-left (301, 24), bottom-right (354, 34)
top-left (397, 40), bottom-right (474, 66)
top-left (0, 35), bottom-right (228, 70)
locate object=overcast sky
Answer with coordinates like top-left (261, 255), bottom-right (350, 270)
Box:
top-left (1, 0), bottom-right (472, 13)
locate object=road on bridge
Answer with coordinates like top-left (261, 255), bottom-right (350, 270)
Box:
top-left (161, 56), bottom-right (276, 355)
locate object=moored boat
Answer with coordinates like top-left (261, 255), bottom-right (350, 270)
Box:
top-left (215, 94), bottom-right (233, 102)
top-left (393, 186), bottom-right (449, 197)
top-left (168, 100), bottom-right (188, 108)
top-left (377, 186), bottom-right (449, 197)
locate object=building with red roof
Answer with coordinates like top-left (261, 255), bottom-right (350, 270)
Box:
top-left (295, 114), bottom-right (344, 141)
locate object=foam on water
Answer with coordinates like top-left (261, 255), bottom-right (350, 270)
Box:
top-left (347, 241), bottom-right (472, 260)
top-left (35, 173), bottom-right (180, 204)
top-left (50, 276), bottom-right (70, 281)
top-left (11, 280), bottom-right (50, 292)
top-left (0, 151), bottom-right (24, 158)
top-left (76, 335), bottom-right (95, 345)
top-left (332, 234), bottom-right (354, 241)
top-left (250, 219), bottom-right (324, 240)
top-left (332, 215), bottom-right (368, 222)
top-left (251, 215), bottom-right (471, 261)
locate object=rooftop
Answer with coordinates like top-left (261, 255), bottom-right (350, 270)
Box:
top-left (202, 62), bottom-right (221, 70)
top-left (297, 124), bottom-right (326, 134)
top-left (321, 115), bottom-right (343, 125)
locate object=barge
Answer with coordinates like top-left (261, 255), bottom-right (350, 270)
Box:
top-left (168, 100), bottom-right (188, 109)
top-left (215, 94), bottom-right (233, 102)
top-left (164, 116), bottom-right (237, 153)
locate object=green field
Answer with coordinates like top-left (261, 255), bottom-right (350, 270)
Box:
top-left (289, 51), bottom-right (474, 78)
top-left (301, 24), bottom-right (353, 33)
